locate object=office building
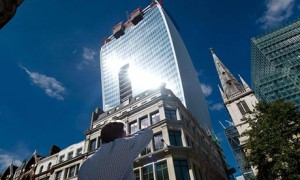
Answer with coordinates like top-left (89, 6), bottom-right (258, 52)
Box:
top-left (100, 1), bottom-right (211, 130)
top-left (4, 86), bottom-right (229, 180)
top-left (251, 19), bottom-right (300, 107)
top-left (210, 49), bottom-right (257, 179)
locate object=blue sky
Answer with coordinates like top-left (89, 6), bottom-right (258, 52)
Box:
top-left (0, 0), bottom-right (299, 176)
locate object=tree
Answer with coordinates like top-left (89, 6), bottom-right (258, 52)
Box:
top-left (242, 100), bottom-right (300, 180)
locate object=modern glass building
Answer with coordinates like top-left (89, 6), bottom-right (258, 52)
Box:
top-left (100, 1), bottom-right (211, 129)
top-left (251, 19), bottom-right (300, 107)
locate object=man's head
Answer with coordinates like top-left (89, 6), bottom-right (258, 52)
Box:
top-left (101, 121), bottom-right (126, 144)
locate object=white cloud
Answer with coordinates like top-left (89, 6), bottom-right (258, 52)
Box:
top-left (82, 47), bottom-right (96, 60)
top-left (20, 65), bottom-right (66, 100)
top-left (258, 0), bottom-right (295, 29)
top-left (201, 83), bottom-right (212, 97)
top-left (209, 103), bottom-right (224, 111)
top-left (0, 150), bottom-right (23, 173)
top-left (77, 47), bottom-right (97, 70)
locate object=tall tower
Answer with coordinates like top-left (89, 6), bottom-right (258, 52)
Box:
top-left (251, 19), bottom-right (300, 108)
top-left (100, 1), bottom-right (211, 130)
top-left (210, 48), bottom-right (258, 143)
top-left (211, 48), bottom-right (258, 179)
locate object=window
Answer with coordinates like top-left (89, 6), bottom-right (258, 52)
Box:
top-left (76, 148), bottom-right (83, 156)
top-left (151, 111), bottom-right (160, 125)
top-left (169, 131), bottom-right (182, 146)
top-left (142, 165), bottom-right (154, 180)
top-left (67, 151), bottom-right (73, 160)
top-left (165, 109), bottom-right (176, 120)
top-left (153, 133), bottom-right (164, 150)
top-left (55, 171), bottom-right (62, 180)
top-left (156, 161), bottom-right (169, 180)
top-left (140, 116), bottom-right (150, 129)
top-left (130, 121), bottom-right (138, 134)
top-left (39, 166), bottom-right (43, 174)
top-left (89, 139), bottom-right (97, 151)
top-left (134, 169), bottom-right (140, 180)
top-left (237, 100), bottom-right (251, 115)
top-left (68, 165), bottom-right (76, 177)
top-left (47, 162), bottom-right (52, 170)
top-left (141, 142), bottom-right (152, 155)
top-left (174, 160), bottom-right (190, 180)
top-left (59, 155), bottom-right (65, 162)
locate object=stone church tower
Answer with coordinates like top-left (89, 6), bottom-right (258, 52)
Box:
top-left (210, 48), bottom-right (258, 145)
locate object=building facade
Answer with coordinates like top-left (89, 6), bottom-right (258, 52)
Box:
top-left (210, 49), bottom-right (257, 179)
top-left (4, 87), bottom-right (229, 180)
top-left (100, 1), bottom-right (211, 130)
top-left (251, 19), bottom-right (300, 107)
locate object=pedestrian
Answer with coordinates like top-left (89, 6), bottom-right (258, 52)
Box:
top-left (78, 121), bottom-right (153, 180)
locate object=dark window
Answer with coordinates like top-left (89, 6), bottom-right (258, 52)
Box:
top-left (237, 100), bottom-right (251, 115)
top-left (59, 155), bottom-right (65, 162)
top-left (165, 109), bottom-right (176, 120)
top-left (39, 166), bottom-right (43, 174)
top-left (47, 162), bottom-right (52, 170)
top-left (134, 169), bottom-right (140, 180)
top-left (140, 116), bottom-right (150, 129)
top-left (55, 171), bottom-right (62, 180)
top-left (89, 139), bottom-right (97, 151)
top-left (130, 121), bottom-right (138, 134)
top-left (67, 151), bottom-right (73, 160)
top-left (141, 142), bottom-right (152, 156)
top-left (174, 160), bottom-right (190, 180)
top-left (169, 131), bottom-right (182, 146)
top-left (153, 133), bottom-right (164, 150)
top-left (151, 111), bottom-right (160, 125)
top-left (68, 165), bottom-right (76, 177)
top-left (142, 165), bottom-right (154, 180)
top-left (156, 161), bottom-right (169, 180)
top-left (76, 148), bottom-right (83, 156)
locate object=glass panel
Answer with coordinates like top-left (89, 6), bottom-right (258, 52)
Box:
top-left (173, 160), bottom-right (190, 180)
top-left (154, 133), bottom-right (164, 150)
top-left (55, 171), bottom-right (62, 180)
top-left (69, 166), bottom-right (75, 177)
top-left (156, 161), bottom-right (169, 180)
top-left (134, 169), bottom-right (140, 180)
top-left (90, 139), bottom-right (97, 151)
top-left (151, 111), bottom-right (160, 125)
top-left (169, 131), bottom-right (182, 146)
top-left (130, 121), bottom-right (138, 134)
top-left (140, 116), bottom-right (150, 129)
top-left (165, 109), bottom-right (176, 120)
top-left (142, 165), bottom-right (154, 180)
top-left (141, 142), bottom-right (152, 155)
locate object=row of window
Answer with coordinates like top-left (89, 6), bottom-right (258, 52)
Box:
top-left (129, 109), bottom-right (176, 134)
top-left (55, 164), bottom-right (80, 180)
top-left (134, 160), bottom-right (190, 180)
top-left (59, 147), bottom-right (83, 163)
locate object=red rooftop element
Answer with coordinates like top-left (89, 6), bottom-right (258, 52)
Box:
top-left (113, 21), bottom-right (125, 39)
top-left (130, 7), bottom-right (143, 25)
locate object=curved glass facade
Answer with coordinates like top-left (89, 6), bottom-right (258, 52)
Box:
top-left (100, 4), bottom-right (211, 129)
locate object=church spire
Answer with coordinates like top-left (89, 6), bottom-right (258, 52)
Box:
top-left (238, 74), bottom-right (251, 91)
top-left (210, 48), bottom-right (245, 99)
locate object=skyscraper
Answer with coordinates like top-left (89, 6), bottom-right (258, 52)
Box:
top-left (100, 1), bottom-right (211, 129)
top-left (251, 19), bottom-right (300, 107)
